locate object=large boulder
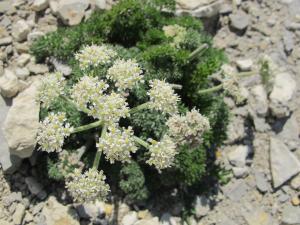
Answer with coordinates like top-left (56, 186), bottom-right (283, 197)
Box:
top-left (176, 0), bottom-right (223, 18)
top-left (57, 0), bottom-right (90, 26)
top-left (0, 96), bottom-right (21, 173)
top-left (3, 79), bottom-right (41, 158)
top-left (11, 20), bottom-right (31, 42)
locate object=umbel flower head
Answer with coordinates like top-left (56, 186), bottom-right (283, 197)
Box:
top-left (57, 150), bottom-right (84, 178)
top-left (221, 64), bottom-right (245, 104)
top-left (71, 76), bottom-right (109, 113)
top-left (146, 135), bottom-right (177, 171)
top-left (163, 24), bottom-right (187, 48)
top-left (75, 45), bottom-right (117, 70)
top-left (97, 126), bottom-right (137, 164)
top-left (37, 112), bottom-right (73, 153)
top-left (148, 79), bottom-right (180, 115)
top-left (66, 168), bottom-right (110, 203)
top-left (107, 59), bottom-right (143, 91)
top-left (92, 92), bottom-right (130, 124)
top-left (167, 109), bottom-right (210, 146)
top-left (38, 72), bottom-right (65, 108)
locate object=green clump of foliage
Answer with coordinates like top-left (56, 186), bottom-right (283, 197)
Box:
top-left (31, 0), bottom-right (229, 205)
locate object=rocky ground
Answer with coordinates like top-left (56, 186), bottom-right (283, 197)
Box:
top-left (0, 0), bottom-right (300, 225)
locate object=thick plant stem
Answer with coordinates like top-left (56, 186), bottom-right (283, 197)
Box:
top-left (72, 120), bottom-right (103, 134)
top-left (129, 102), bottom-right (150, 114)
top-left (198, 84), bottom-right (223, 95)
top-left (60, 95), bottom-right (90, 114)
top-left (133, 136), bottom-right (150, 149)
top-left (93, 125), bottom-right (107, 169)
top-left (188, 43), bottom-right (209, 61)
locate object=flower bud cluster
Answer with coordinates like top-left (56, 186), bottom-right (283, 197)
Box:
top-left (66, 168), bottom-right (110, 203)
top-left (146, 135), bottom-right (177, 171)
top-left (107, 59), bottom-right (143, 91)
top-left (37, 112), bottom-right (73, 153)
top-left (167, 109), bottom-right (210, 146)
top-left (221, 64), bottom-right (245, 104)
top-left (97, 126), bottom-right (137, 164)
top-left (163, 24), bottom-right (187, 48)
top-left (75, 45), bottom-right (117, 70)
top-left (71, 76), bottom-right (129, 123)
top-left (38, 72), bottom-right (65, 108)
top-left (57, 150), bottom-right (85, 178)
top-left (148, 79), bottom-right (180, 115)
top-left (71, 76), bottom-right (108, 112)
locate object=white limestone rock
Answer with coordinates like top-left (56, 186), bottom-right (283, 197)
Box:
top-left (270, 137), bottom-right (300, 188)
top-left (3, 79), bottom-right (41, 158)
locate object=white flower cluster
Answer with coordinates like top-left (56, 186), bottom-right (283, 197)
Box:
top-left (163, 24), bottom-right (187, 48)
top-left (38, 72), bottom-right (65, 108)
top-left (167, 109), bottom-right (210, 146)
top-left (146, 135), bottom-right (177, 171)
top-left (71, 76), bottom-right (108, 112)
top-left (75, 45), bottom-right (117, 70)
top-left (71, 76), bottom-right (129, 123)
top-left (66, 168), bottom-right (110, 203)
top-left (97, 126), bottom-right (137, 164)
top-left (107, 59), bottom-right (143, 91)
top-left (37, 112), bottom-right (73, 153)
top-left (148, 79), bottom-right (180, 115)
top-left (221, 64), bottom-right (245, 104)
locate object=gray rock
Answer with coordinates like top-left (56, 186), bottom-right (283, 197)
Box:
top-left (219, 3), bottom-right (232, 14)
top-left (176, 0), bottom-right (223, 18)
top-left (228, 145), bottom-right (250, 167)
top-left (270, 72), bottom-right (296, 105)
top-left (15, 67), bottom-right (30, 80)
top-left (134, 217), bottom-right (160, 225)
top-left (226, 116), bottom-right (245, 143)
top-left (27, 31), bottom-right (45, 43)
top-left (25, 177), bottom-right (47, 199)
top-left (281, 204), bottom-right (300, 225)
top-left (0, 69), bottom-right (21, 98)
top-left (57, 0), bottom-right (90, 26)
top-left (194, 195), bottom-right (211, 219)
top-left (229, 11), bottom-right (250, 31)
top-left (40, 196), bottom-right (80, 225)
top-left (12, 20), bottom-right (31, 42)
top-left (90, 0), bottom-right (106, 9)
top-left (0, 1), bottom-right (12, 14)
top-left (17, 54), bottom-right (31, 67)
top-left (32, 0), bottom-right (49, 11)
top-left (122, 212), bottom-right (138, 225)
top-left (270, 137), bottom-right (300, 188)
top-left (0, 96), bottom-right (21, 173)
top-left (278, 191), bottom-right (290, 203)
top-left (50, 58), bottom-right (72, 76)
top-left (232, 167), bottom-right (248, 178)
top-left (290, 174), bottom-right (300, 190)
top-left (13, 203), bottom-right (25, 225)
top-left (283, 31), bottom-right (294, 54)
top-left (2, 192), bottom-right (22, 207)
top-left (236, 59), bottom-right (253, 72)
top-left (278, 114), bottom-right (299, 151)
top-left (222, 180), bottom-right (249, 202)
top-left (76, 202), bottom-right (105, 220)
top-left (28, 63), bottom-right (49, 74)
top-left (249, 85), bottom-right (268, 117)
top-left (3, 79), bottom-right (41, 158)
top-left (0, 37), bottom-right (12, 46)
top-left (254, 171), bottom-right (269, 193)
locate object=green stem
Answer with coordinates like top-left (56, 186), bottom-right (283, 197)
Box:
top-left (188, 43), bottom-right (209, 61)
top-left (93, 125), bottom-right (107, 169)
top-left (129, 102), bottom-right (150, 114)
top-left (198, 84), bottom-right (223, 95)
top-left (60, 95), bottom-right (90, 114)
top-left (170, 84), bottom-right (182, 90)
top-left (72, 120), bottom-right (103, 134)
top-left (133, 136), bottom-right (150, 149)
